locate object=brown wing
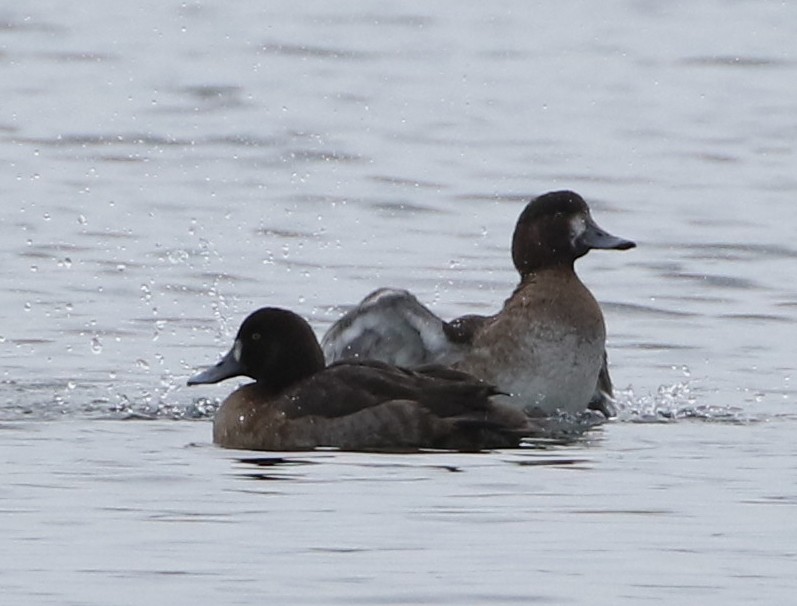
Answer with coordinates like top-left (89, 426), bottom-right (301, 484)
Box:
top-left (272, 360), bottom-right (497, 420)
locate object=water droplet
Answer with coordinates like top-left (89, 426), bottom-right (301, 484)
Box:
top-left (136, 359), bottom-right (150, 370)
top-left (167, 249), bottom-right (189, 264)
top-left (91, 336), bottom-right (103, 354)
top-left (66, 381), bottom-right (76, 390)
top-left (29, 265), bottom-right (38, 273)
top-left (78, 214), bottom-right (87, 225)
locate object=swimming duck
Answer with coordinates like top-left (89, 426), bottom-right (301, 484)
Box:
top-left (187, 307), bottom-right (540, 451)
top-left (322, 190), bottom-right (634, 417)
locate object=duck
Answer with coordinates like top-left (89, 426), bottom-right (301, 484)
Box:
top-left (187, 307), bottom-right (541, 451)
top-left (321, 190), bottom-right (635, 417)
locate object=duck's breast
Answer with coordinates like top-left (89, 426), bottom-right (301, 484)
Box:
top-left (212, 384), bottom-right (291, 450)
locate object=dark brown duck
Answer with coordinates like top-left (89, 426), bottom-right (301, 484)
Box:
top-left (188, 307), bottom-right (540, 451)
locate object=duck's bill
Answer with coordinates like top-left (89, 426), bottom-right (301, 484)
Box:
top-left (580, 217), bottom-right (636, 251)
top-left (187, 346), bottom-right (244, 385)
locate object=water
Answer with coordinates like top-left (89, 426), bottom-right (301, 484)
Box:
top-left (2, 1), bottom-right (796, 603)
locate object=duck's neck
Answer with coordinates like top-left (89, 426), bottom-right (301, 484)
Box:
top-left (503, 264), bottom-right (578, 303)
top-left (516, 262), bottom-right (576, 286)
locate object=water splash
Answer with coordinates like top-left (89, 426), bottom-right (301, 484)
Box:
top-left (614, 381), bottom-right (752, 424)
top-left (519, 409), bottom-right (608, 447)
top-left (108, 393), bottom-right (220, 420)
top-left (104, 370), bottom-right (219, 420)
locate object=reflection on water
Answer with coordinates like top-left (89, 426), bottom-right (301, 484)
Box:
top-left (2, 0), bottom-right (797, 604)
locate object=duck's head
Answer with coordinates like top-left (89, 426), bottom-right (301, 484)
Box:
top-left (511, 190), bottom-right (635, 276)
top-left (187, 307), bottom-right (325, 393)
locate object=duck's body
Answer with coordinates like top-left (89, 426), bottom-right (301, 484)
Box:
top-left (322, 191), bottom-right (634, 417)
top-left (188, 308), bottom-right (539, 451)
top-left (458, 269), bottom-right (606, 415)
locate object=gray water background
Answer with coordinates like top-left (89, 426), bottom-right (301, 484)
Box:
top-left (1, 1), bottom-right (796, 604)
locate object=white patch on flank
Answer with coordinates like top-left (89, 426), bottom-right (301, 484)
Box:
top-left (489, 329), bottom-right (603, 416)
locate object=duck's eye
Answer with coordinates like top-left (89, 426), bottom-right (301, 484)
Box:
top-left (251, 332), bottom-right (261, 341)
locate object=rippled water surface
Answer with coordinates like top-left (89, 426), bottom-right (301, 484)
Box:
top-left (2, 1), bottom-right (796, 604)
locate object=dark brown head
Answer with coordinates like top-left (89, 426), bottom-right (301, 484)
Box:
top-left (511, 190), bottom-right (635, 276)
top-left (187, 307), bottom-right (325, 394)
